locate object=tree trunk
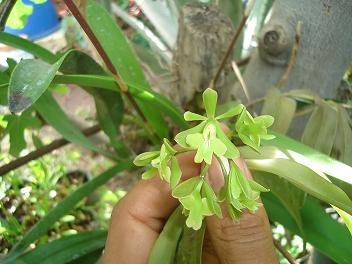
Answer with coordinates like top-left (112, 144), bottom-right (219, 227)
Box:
top-left (171, 3), bottom-right (235, 107)
top-left (235, 0), bottom-right (352, 101)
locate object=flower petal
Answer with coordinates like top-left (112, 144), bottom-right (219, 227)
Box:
top-left (211, 138), bottom-right (227, 157)
top-left (184, 111), bottom-right (207, 121)
top-left (203, 88), bottom-right (218, 118)
top-left (186, 133), bottom-right (204, 148)
top-left (216, 104), bottom-right (244, 120)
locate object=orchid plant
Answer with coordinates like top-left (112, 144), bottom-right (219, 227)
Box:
top-left (134, 88), bottom-right (274, 229)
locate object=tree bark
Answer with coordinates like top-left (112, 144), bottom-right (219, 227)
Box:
top-left (235, 0), bottom-right (352, 101)
top-left (171, 3), bottom-right (235, 107)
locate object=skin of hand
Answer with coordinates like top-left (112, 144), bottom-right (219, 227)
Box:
top-left (102, 152), bottom-right (278, 264)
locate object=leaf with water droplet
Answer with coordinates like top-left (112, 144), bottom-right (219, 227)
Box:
top-left (8, 57), bottom-right (65, 113)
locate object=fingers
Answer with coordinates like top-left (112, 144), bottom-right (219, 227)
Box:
top-left (102, 152), bottom-right (200, 264)
top-left (205, 158), bottom-right (278, 264)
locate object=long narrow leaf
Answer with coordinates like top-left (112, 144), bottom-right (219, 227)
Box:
top-left (263, 193), bottom-right (352, 264)
top-left (262, 131), bottom-right (352, 198)
top-left (86, 0), bottom-right (168, 138)
top-left (149, 205), bottom-right (185, 264)
top-left (13, 231), bottom-right (106, 264)
top-left (53, 74), bottom-right (188, 129)
top-left (6, 162), bottom-right (132, 260)
top-left (246, 158), bottom-right (352, 214)
top-left (34, 92), bottom-right (112, 157)
top-left (0, 32), bottom-right (59, 63)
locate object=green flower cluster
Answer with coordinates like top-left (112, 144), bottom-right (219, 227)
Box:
top-left (220, 160), bottom-right (269, 220)
top-left (172, 175), bottom-right (222, 230)
top-left (133, 88), bottom-right (274, 230)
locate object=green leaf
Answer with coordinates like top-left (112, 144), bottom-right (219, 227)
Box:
top-left (134, 151), bottom-right (160, 166)
top-left (0, 32), bottom-right (59, 63)
top-left (302, 100), bottom-right (338, 155)
top-left (52, 74), bottom-right (187, 129)
top-left (263, 192), bottom-right (352, 264)
top-left (86, 0), bottom-right (168, 138)
top-left (91, 88), bottom-right (124, 153)
top-left (175, 225), bottom-right (205, 264)
top-left (172, 177), bottom-right (201, 198)
top-left (34, 92), bottom-right (109, 156)
top-left (4, 110), bottom-right (41, 156)
top-left (332, 106), bottom-right (352, 166)
top-left (246, 158), bottom-right (352, 214)
top-left (261, 88), bottom-right (296, 133)
top-left (6, 162), bottom-right (132, 260)
top-left (253, 172), bottom-right (305, 236)
top-left (203, 88), bottom-right (217, 118)
top-left (13, 231), bottom-right (106, 264)
top-left (58, 50), bottom-right (126, 154)
top-left (184, 111), bottom-right (206, 121)
top-left (261, 132), bottom-right (352, 199)
top-left (8, 59), bottom-right (59, 113)
top-left (170, 156), bottom-right (182, 188)
top-left (333, 206), bottom-right (352, 235)
top-left (149, 206), bottom-right (185, 264)
top-left (215, 104), bottom-right (244, 120)
top-left (8, 49), bottom-right (88, 113)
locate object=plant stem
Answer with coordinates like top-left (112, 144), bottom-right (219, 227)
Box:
top-left (273, 239), bottom-right (298, 264)
top-left (0, 0), bottom-right (16, 31)
top-left (215, 156), bottom-right (228, 178)
top-left (0, 125), bottom-right (101, 176)
top-left (200, 163), bottom-right (209, 178)
top-left (210, 0), bottom-right (254, 88)
top-left (63, 0), bottom-right (156, 138)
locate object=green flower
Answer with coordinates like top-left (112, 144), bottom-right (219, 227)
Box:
top-left (186, 123), bottom-right (226, 164)
top-left (172, 177), bottom-right (222, 230)
top-left (235, 110), bottom-right (275, 151)
top-left (135, 140), bottom-right (181, 186)
top-left (225, 161), bottom-right (269, 220)
top-left (151, 141), bottom-right (181, 187)
top-left (175, 88), bottom-right (243, 162)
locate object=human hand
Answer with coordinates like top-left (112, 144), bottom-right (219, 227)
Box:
top-left (102, 152), bottom-right (278, 264)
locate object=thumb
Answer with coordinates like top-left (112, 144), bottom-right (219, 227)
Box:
top-left (205, 158), bottom-right (278, 264)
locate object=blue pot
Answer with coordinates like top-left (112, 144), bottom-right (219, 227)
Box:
top-left (5, 0), bottom-right (60, 40)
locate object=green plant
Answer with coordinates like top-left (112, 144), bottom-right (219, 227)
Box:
top-left (134, 88), bottom-right (274, 230)
top-left (0, 0), bottom-right (351, 263)
top-left (134, 88), bottom-right (352, 262)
